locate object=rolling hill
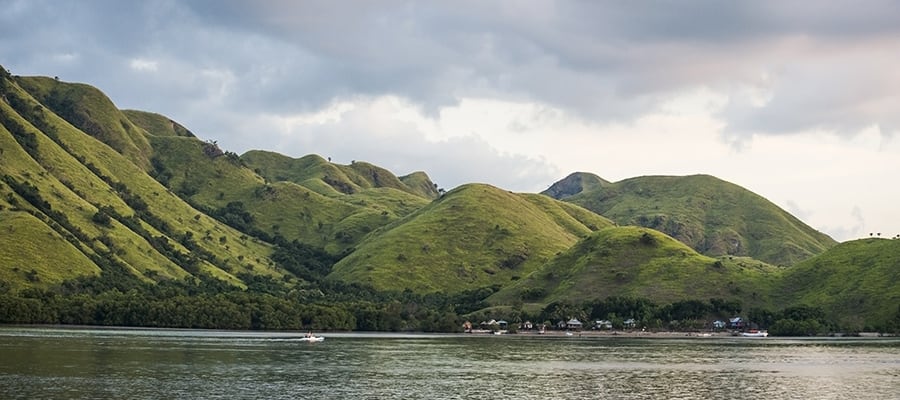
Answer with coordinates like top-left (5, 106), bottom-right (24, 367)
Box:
top-left (328, 183), bottom-right (613, 292)
top-left (546, 174), bottom-right (837, 266)
top-left (490, 226), bottom-right (780, 311)
top-left (2, 66), bottom-right (896, 332)
top-left (0, 67), bottom-right (280, 292)
top-left (775, 238), bottom-right (900, 330)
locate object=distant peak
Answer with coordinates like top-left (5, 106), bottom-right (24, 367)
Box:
top-left (541, 172), bottom-right (609, 200)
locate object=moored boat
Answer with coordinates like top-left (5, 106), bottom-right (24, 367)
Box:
top-left (740, 330), bottom-right (768, 337)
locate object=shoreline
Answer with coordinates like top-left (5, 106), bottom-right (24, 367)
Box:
top-left (468, 329), bottom-right (731, 338)
top-left (467, 329), bottom-right (894, 338)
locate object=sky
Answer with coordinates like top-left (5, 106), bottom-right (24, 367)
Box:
top-left (1, 0), bottom-right (898, 242)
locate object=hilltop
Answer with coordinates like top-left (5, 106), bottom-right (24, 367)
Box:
top-left (329, 183), bottom-right (612, 292)
top-left (1, 66), bottom-right (896, 333)
top-left (545, 174), bottom-right (837, 266)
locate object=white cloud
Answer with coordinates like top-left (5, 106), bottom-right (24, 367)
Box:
top-left (129, 58), bottom-right (158, 72)
top-left (3, 1), bottom-right (899, 243)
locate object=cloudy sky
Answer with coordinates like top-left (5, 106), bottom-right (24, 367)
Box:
top-left (2, 0), bottom-right (898, 242)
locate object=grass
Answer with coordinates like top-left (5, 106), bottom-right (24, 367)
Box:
top-left (15, 76), bottom-right (154, 171)
top-left (1, 72), bottom-right (280, 290)
top-left (0, 211), bottom-right (100, 291)
top-left (490, 226), bottom-right (780, 310)
top-left (2, 68), bottom-right (896, 330)
top-left (328, 183), bottom-right (612, 293)
top-left (776, 238), bottom-right (900, 329)
top-left (562, 174), bottom-right (837, 266)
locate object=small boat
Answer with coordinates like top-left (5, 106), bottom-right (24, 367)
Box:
top-left (740, 330), bottom-right (768, 337)
top-left (298, 332), bottom-right (325, 342)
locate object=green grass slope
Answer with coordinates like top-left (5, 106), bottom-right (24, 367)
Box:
top-left (491, 226), bottom-right (779, 309)
top-left (541, 171), bottom-right (609, 200)
top-left (0, 210), bottom-right (101, 292)
top-left (561, 174), bottom-right (837, 266)
top-left (123, 110), bottom-right (195, 138)
top-left (328, 183), bottom-right (613, 293)
top-left (14, 76), bottom-right (153, 171)
top-left (776, 238), bottom-right (900, 330)
top-left (242, 150), bottom-right (438, 199)
top-left (0, 68), bottom-right (280, 291)
top-left (148, 139), bottom-right (429, 253)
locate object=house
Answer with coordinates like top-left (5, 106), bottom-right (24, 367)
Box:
top-left (623, 318), bottom-right (637, 329)
top-left (521, 321), bottom-right (534, 330)
top-left (594, 320), bottom-right (613, 330)
top-left (566, 318), bottom-right (583, 330)
top-left (496, 320), bottom-right (508, 330)
top-left (729, 317), bottom-right (744, 329)
top-left (713, 320), bottom-right (726, 330)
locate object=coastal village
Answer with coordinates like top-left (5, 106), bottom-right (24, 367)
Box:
top-left (464, 317), bottom-right (766, 337)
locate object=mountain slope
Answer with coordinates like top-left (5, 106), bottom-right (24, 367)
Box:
top-left (554, 174), bottom-right (837, 266)
top-left (776, 238), bottom-right (900, 330)
top-left (328, 183), bottom-right (613, 293)
top-left (241, 150), bottom-right (439, 199)
top-left (1, 68), bottom-right (280, 291)
top-left (14, 76), bottom-right (154, 171)
top-left (123, 109), bottom-right (195, 138)
top-left (542, 172), bottom-right (609, 200)
top-left (147, 141), bottom-right (430, 253)
top-left (490, 226), bottom-right (779, 309)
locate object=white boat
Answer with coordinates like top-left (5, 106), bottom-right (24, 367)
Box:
top-left (298, 335), bottom-right (325, 342)
top-left (740, 330), bottom-right (768, 337)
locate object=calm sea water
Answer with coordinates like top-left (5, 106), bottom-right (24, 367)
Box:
top-left (1, 326), bottom-right (898, 399)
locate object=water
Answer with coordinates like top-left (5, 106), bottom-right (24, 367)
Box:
top-left (1, 327), bottom-right (898, 399)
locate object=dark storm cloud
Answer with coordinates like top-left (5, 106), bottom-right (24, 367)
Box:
top-left (4, 0), bottom-right (900, 141)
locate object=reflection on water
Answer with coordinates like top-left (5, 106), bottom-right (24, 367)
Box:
top-left (1, 327), bottom-right (898, 399)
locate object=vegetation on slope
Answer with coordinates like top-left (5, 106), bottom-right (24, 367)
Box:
top-left (123, 109), bottom-right (195, 138)
top-left (558, 174), bottom-right (837, 266)
top-left (491, 226), bottom-right (779, 310)
top-left (1, 66), bottom-right (896, 334)
top-left (1, 68), bottom-right (279, 291)
top-left (542, 171), bottom-right (609, 200)
top-left (14, 76), bottom-right (154, 171)
top-left (148, 140), bottom-right (429, 253)
top-left (242, 150), bottom-right (439, 199)
top-left (776, 238), bottom-right (900, 331)
top-left (329, 183), bottom-right (613, 293)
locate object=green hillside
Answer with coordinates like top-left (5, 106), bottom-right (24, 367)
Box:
top-left (776, 238), bottom-right (900, 330)
top-left (147, 142), bottom-right (430, 253)
top-left (241, 150), bottom-right (439, 199)
top-left (553, 174), bottom-right (837, 266)
top-left (14, 76), bottom-right (154, 171)
top-left (328, 183), bottom-right (613, 293)
top-left (2, 66), bottom-right (896, 333)
top-left (490, 226), bottom-right (779, 311)
top-left (123, 109), bottom-right (195, 138)
top-left (542, 172), bottom-right (609, 200)
top-left (0, 67), bottom-right (280, 291)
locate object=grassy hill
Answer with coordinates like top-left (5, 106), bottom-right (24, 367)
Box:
top-left (328, 183), bottom-right (613, 292)
top-left (550, 174), bottom-right (837, 266)
top-left (123, 109), bottom-right (195, 138)
top-left (0, 68), bottom-right (281, 291)
top-left (776, 238), bottom-right (900, 330)
top-left (2, 67), bottom-right (895, 333)
top-left (146, 141), bottom-right (431, 253)
top-left (542, 172), bottom-right (609, 200)
top-left (490, 226), bottom-right (779, 310)
top-left (14, 76), bottom-right (154, 171)
top-left (241, 150), bottom-right (439, 199)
